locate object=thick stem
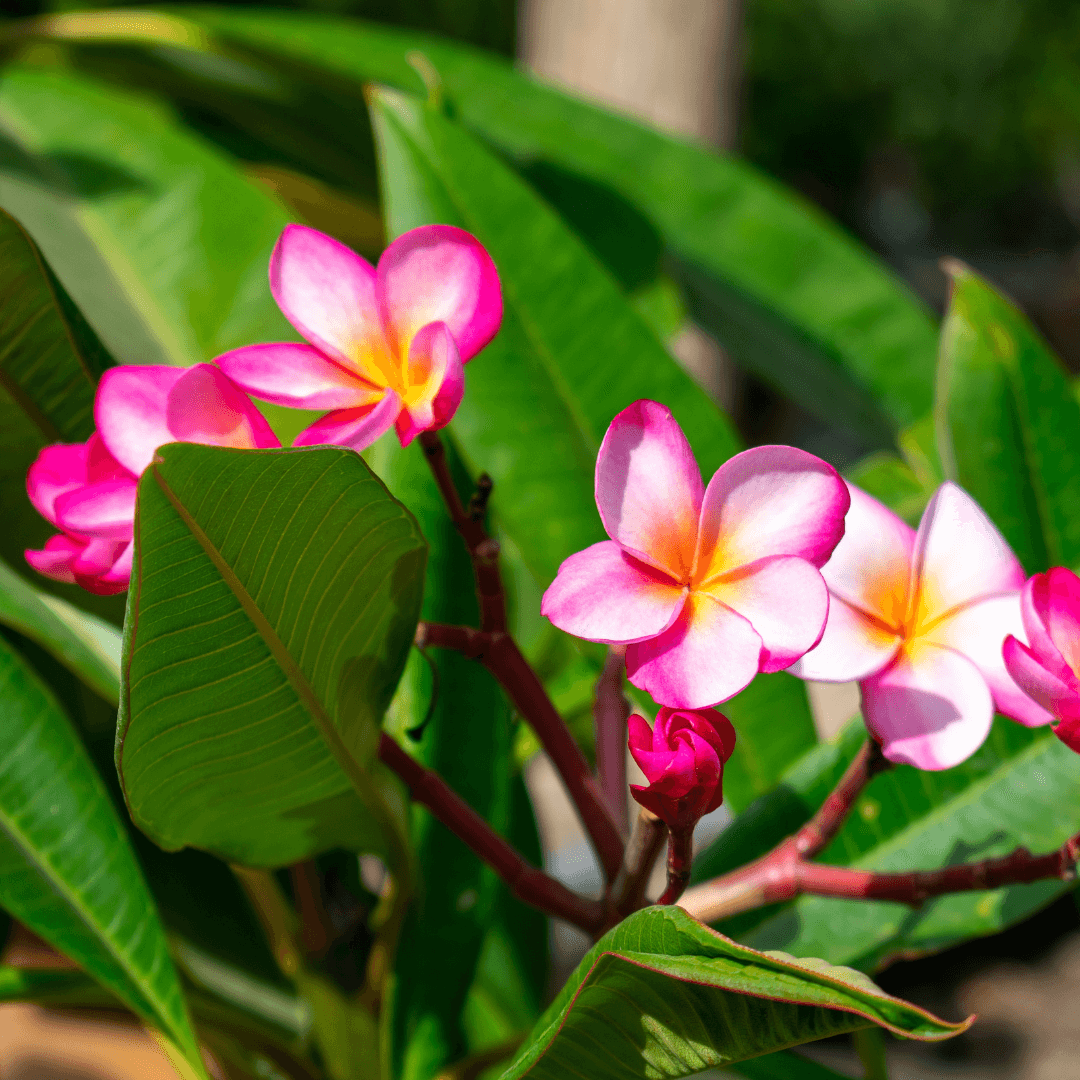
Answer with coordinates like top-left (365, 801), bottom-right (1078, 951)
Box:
top-left (289, 860), bottom-right (331, 958)
top-left (609, 808), bottom-right (667, 921)
top-left (378, 733), bottom-right (606, 934)
top-left (416, 622), bottom-right (626, 882)
top-left (419, 431), bottom-right (505, 633)
top-left (594, 647), bottom-right (630, 833)
top-left (658, 825), bottom-right (695, 905)
top-left (793, 738), bottom-right (891, 859)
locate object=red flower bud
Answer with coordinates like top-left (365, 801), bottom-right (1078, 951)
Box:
top-left (628, 707), bottom-right (737, 830)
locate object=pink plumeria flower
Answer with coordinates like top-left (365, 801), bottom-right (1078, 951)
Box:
top-left (215, 224), bottom-right (502, 451)
top-left (791, 482), bottom-right (1052, 770)
top-left (629, 706), bottom-right (737, 829)
top-left (25, 364), bottom-right (278, 593)
top-left (1003, 568), bottom-right (1080, 755)
top-left (541, 400), bottom-right (849, 708)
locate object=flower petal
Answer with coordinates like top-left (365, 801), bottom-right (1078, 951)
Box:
top-left (55, 479), bottom-right (138, 541)
top-left (292, 391), bottom-right (402, 453)
top-left (704, 555), bottom-right (829, 673)
top-left (216, 343), bottom-right (383, 410)
top-left (1033, 567), bottom-right (1080, 679)
top-left (72, 536), bottom-right (128, 576)
top-left (790, 594), bottom-right (902, 682)
top-left (25, 534), bottom-right (83, 584)
top-left (166, 364), bottom-right (280, 451)
top-left (1003, 635), bottom-right (1080, 719)
top-left (270, 224), bottom-right (382, 370)
top-left (923, 594), bottom-right (1053, 728)
top-left (95, 365), bottom-right (186, 476)
top-left (395, 321), bottom-right (464, 446)
top-left (378, 224), bottom-right (502, 362)
top-left (695, 445), bottom-right (849, 582)
top-left (861, 641), bottom-right (994, 770)
top-left (912, 482), bottom-right (1025, 618)
top-left (541, 541), bottom-right (686, 644)
top-left (100, 540), bottom-right (134, 588)
top-left (85, 432), bottom-right (131, 484)
top-left (818, 484), bottom-right (915, 627)
top-left (26, 443), bottom-right (88, 525)
top-left (625, 591), bottom-right (762, 709)
top-left (595, 400), bottom-right (703, 579)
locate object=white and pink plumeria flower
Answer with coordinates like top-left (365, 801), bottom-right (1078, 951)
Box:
top-left (792, 482), bottom-right (1053, 770)
top-left (216, 223), bottom-right (502, 451)
top-left (542, 400), bottom-right (850, 709)
top-left (25, 364), bottom-right (279, 593)
top-left (1003, 567), bottom-right (1080, 755)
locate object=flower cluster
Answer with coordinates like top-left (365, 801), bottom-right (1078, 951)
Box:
top-left (27, 365), bottom-right (278, 593)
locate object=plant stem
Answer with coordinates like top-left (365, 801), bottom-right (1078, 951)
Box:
top-left (288, 861), bottom-right (331, 958)
top-left (609, 808), bottom-right (667, 921)
top-left (416, 621), bottom-right (626, 881)
top-left (378, 733), bottom-right (606, 934)
top-left (419, 431), bottom-right (505, 633)
top-left (594, 647), bottom-right (630, 833)
top-left (658, 825), bottom-right (695, 905)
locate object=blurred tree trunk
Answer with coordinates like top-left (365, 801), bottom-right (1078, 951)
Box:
top-left (519, 0), bottom-right (743, 411)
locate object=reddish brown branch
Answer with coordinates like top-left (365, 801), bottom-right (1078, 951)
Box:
top-left (378, 734), bottom-right (605, 934)
top-left (658, 825), bottom-right (694, 905)
top-left (609, 808), bottom-right (667, 923)
top-left (288, 860), bottom-right (331, 958)
top-left (416, 621), bottom-right (625, 881)
top-left (594, 648), bottom-right (630, 833)
top-left (419, 431), bottom-right (505, 633)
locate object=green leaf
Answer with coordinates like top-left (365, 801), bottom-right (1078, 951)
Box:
top-left (116, 443), bottom-right (425, 871)
top-left (937, 261), bottom-right (1080, 573)
top-left (502, 906), bottom-right (966, 1080)
top-left (739, 720), bottom-right (1080, 971)
top-left (54, 8), bottom-right (938, 439)
top-left (0, 201), bottom-right (125, 619)
top-left (373, 435), bottom-right (513, 1080)
top-left (0, 965), bottom-right (113, 1006)
top-left (844, 451), bottom-right (929, 526)
top-left (0, 633), bottom-right (201, 1068)
top-left (730, 1049), bottom-right (857, 1079)
top-left (0, 63), bottom-right (295, 370)
top-left (369, 84), bottom-right (739, 587)
top-left (0, 554), bottom-right (120, 703)
top-left (720, 672), bottom-right (818, 814)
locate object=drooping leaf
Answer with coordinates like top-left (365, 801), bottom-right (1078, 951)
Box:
top-left (718, 719), bottom-right (1080, 971)
top-left (501, 906), bottom-right (966, 1080)
top-left (731, 1049), bottom-right (859, 1080)
top-left (0, 554), bottom-right (120, 703)
top-left (369, 84), bottom-right (739, 587)
top-left (372, 435), bottom-right (513, 1080)
top-left (937, 261), bottom-right (1080, 574)
top-left (0, 63), bottom-right (295, 370)
top-left (0, 633), bottom-right (201, 1069)
top-left (25, 9), bottom-right (940, 440)
top-left (116, 443), bottom-right (425, 871)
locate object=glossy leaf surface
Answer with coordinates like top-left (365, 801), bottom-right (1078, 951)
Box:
top-left (937, 261), bottom-right (1080, 573)
top-left (117, 443), bottom-right (424, 870)
top-left (502, 906), bottom-right (966, 1080)
top-left (0, 634), bottom-right (200, 1066)
top-left (370, 85), bottom-right (739, 585)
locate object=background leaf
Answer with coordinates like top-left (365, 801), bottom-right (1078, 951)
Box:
top-left (117, 443), bottom-right (424, 870)
top-left (937, 261), bottom-right (1080, 573)
top-left (503, 906), bottom-right (966, 1080)
top-left (0, 633), bottom-right (201, 1068)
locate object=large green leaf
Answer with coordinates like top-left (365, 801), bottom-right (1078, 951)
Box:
top-left (369, 84), bottom-right (739, 587)
top-left (723, 719), bottom-right (1080, 971)
top-left (937, 261), bottom-right (1080, 574)
top-left (40, 8), bottom-right (938, 439)
top-left (0, 63), bottom-right (295, 370)
top-left (0, 202), bottom-right (125, 619)
top-left (0, 633), bottom-right (201, 1068)
top-left (0, 554), bottom-right (120, 703)
top-left (500, 906), bottom-right (965, 1080)
top-left (372, 435), bottom-right (514, 1080)
top-left (116, 443), bottom-right (425, 870)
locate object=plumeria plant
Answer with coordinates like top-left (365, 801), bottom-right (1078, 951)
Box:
top-left (1, 13), bottom-right (1080, 1080)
